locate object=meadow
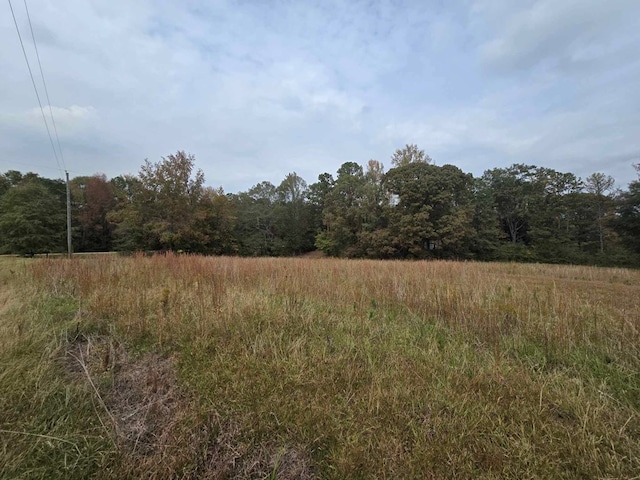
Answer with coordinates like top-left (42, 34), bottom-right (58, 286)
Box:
top-left (1, 254), bottom-right (639, 479)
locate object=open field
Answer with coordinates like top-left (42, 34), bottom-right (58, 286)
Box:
top-left (1, 254), bottom-right (639, 478)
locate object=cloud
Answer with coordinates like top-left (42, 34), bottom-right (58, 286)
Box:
top-left (0, 103), bottom-right (96, 159)
top-left (475, 0), bottom-right (640, 72)
top-left (22, 105), bottom-right (96, 135)
top-left (1, 0), bottom-right (639, 191)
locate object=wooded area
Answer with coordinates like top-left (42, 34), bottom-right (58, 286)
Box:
top-left (1, 146), bottom-right (639, 266)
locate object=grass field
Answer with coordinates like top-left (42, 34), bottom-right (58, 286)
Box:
top-left (1, 254), bottom-right (639, 478)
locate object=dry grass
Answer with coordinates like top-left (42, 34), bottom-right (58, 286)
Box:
top-left (3, 254), bottom-right (640, 478)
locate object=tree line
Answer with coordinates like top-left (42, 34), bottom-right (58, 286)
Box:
top-left (1, 147), bottom-right (639, 266)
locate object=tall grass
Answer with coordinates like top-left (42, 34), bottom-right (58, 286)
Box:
top-left (0, 258), bottom-right (115, 479)
top-left (4, 254), bottom-right (640, 478)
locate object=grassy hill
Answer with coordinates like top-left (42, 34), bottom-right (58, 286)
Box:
top-left (1, 254), bottom-right (639, 478)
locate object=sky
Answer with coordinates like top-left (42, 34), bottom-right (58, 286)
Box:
top-left (1, 0), bottom-right (640, 193)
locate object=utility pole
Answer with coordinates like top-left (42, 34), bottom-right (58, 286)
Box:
top-left (66, 170), bottom-right (72, 258)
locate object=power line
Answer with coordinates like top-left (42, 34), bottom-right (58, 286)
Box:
top-left (1, 160), bottom-right (66, 174)
top-left (0, 160), bottom-right (85, 177)
top-left (22, 0), bottom-right (66, 171)
top-left (7, 0), bottom-right (74, 258)
top-left (7, 0), bottom-right (63, 176)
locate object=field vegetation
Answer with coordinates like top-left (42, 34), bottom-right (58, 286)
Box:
top-left (3, 151), bottom-right (640, 268)
top-left (1, 254), bottom-right (639, 478)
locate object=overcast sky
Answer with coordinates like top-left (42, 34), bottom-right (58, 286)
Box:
top-left (2, 0), bottom-right (639, 192)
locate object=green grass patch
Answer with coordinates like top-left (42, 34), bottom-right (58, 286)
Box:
top-left (0, 282), bottom-right (116, 479)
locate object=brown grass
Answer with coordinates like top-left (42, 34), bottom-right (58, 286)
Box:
top-left (4, 254), bottom-right (640, 478)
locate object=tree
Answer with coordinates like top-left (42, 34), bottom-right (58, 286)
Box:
top-left (356, 160), bottom-right (390, 257)
top-left (0, 180), bottom-right (65, 255)
top-left (308, 172), bottom-right (335, 236)
top-left (108, 175), bottom-right (147, 251)
top-left (2, 170), bottom-right (24, 188)
top-left (585, 173), bottom-right (615, 254)
top-left (481, 165), bottom-right (603, 262)
top-left (481, 165), bottom-right (539, 246)
top-left (233, 181), bottom-right (282, 256)
top-left (139, 151), bottom-right (206, 250)
top-left (110, 151), bottom-right (209, 252)
top-left (276, 172), bottom-right (313, 255)
top-left (615, 165), bottom-right (640, 254)
top-left (390, 144), bottom-right (432, 168)
top-left (196, 187), bottom-right (237, 255)
top-left (469, 177), bottom-right (501, 259)
top-left (525, 168), bottom-right (583, 262)
top-left (71, 174), bottom-right (116, 251)
top-left (316, 162), bottom-right (367, 257)
top-left (362, 160), bottom-right (387, 225)
top-left (561, 190), bottom-right (600, 259)
top-left (0, 172), bottom-right (13, 197)
top-left (382, 162), bottom-right (475, 258)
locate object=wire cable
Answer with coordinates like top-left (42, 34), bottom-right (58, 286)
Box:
top-left (0, 160), bottom-right (81, 175)
top-left (7, 0), bottom-right (63, 176)
top-left (22, 0), bottom-right (66, 171)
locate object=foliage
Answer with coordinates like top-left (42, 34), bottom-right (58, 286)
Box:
top-left (468, 177), bottom-right (502, 259)
top-left (108, 151), bottom-right (221, 253)
top-left (233, 181), bottom-right (284, 256)
top-left (316, 162), bottom-right (367, 256)
top-left (0, 178), bottom-right (66, 255)
top-left (108, 175), bottom-right (146, 252)
top-left (1, 147), bottom-right (638, 266)
top-left (382, 162), bottom-right (476, 258)
top-left (276, 172), bottom-right (314, 255)
top-left (71, 174), bottom-right (116, 252)
top-left (307, 172), bottom-right (335, 237)
top-left (481, 164), bottom-right (540, 245)
top-left (615, 165), bottom-right (640, 254)
top-left (197, 187), bottom-right (238, 255)
top-left (390, 144), bottom-right (432, 167)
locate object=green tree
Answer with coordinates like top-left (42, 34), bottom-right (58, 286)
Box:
top-left (382, 162), bottom-right (475, 258)
top-left (0, 172), bottom-right (13, 197)
top-left (0, 180), bottom-right (65, 255)
top-left (585, 172), bottom-right (615, 254)
top-left (526, 168), bottom-right (583, 262)
top-left (110, 151), bottom-right (209, 252)
top-left (615, 165), bottom-right (640, 255)
top-left (316, 162), bottom-right (366, 257)
top-left (276, 172), bottom-right (313, 255)
top-left (481, 165), bottom-right (539, 247)
top-left (469, 177), bottom-right (502, 259)
top-left (108, 175), bottom-right (147, 251)
top-left (2, 170), bottom-right (24, 188)
top-left (139, 151), bottom-right (206, 251)
top-left (195, 187), bottom-right (238, 255)
top-left (481, 165), bottom-right (598, 262)
top-left (233, 181), bottom-right (283, 256)
top-left (562, 190), bottom-right (600, 259)
top-left (307, 172), bottom-right (335, 237)
top-left (356, 160), bottom-right (391, 257)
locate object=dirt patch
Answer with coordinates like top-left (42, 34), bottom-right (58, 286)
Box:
top-left (197, 416), bottom-right (316, 479)
top-left (109, 352), bottom-right (183, 455)
top-left (64, 336), bottom-right (317, 479)
top-left (65, 337), bottom-right (186, 453)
